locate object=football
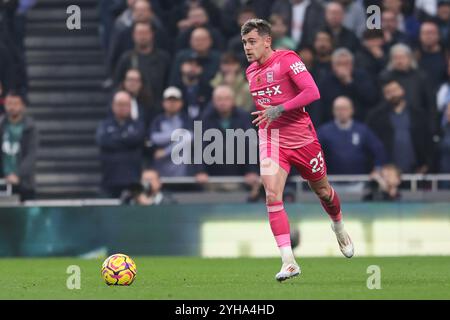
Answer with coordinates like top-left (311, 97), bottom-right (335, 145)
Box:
top-left (101, 253), bottom-right (137, 286)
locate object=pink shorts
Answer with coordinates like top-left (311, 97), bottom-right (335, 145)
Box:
top-left (259, 140), bottom-right (327, 181)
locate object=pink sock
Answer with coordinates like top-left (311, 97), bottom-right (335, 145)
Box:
top-left (267, 201), bottom-right (291, 247)
top-left (320, 187), bottom-right (342, 222)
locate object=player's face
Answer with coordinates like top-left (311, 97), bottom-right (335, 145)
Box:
top-left (242, 29), bottom-right (271, 63)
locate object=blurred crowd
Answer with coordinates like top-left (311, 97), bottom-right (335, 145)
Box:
top-left (95, 0), bottom-right (450, 201)
top-left (2, 0), bottom-right (450, 202)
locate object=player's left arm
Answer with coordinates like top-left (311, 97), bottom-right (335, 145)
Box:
top-left (252, 53), bottom-right (320, 127)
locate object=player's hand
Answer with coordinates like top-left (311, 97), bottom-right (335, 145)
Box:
top-left (251, 104), bottom-right (284, 128)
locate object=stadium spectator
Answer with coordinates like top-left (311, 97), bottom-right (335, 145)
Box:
top-left (210, 52), bottom-right (253, 112)
top-left (363, 163), bottom-right (402, 201)
top-left (113, 0), bottom-right (137, 35)
top-left (96, 91), bottom-right (145, 198)
top-left (174, 6), bottom-right (225, 51)
top-left (98, 0), bottom-right (127, 50)
top-left (323, 1), bottom-right (360, 52)
top-left (0, 93), bottom-right (38, 201)
top-left (382, 0), bottom-right (421, 44)
top-left (174, 55), bottom-right (212, 121)
top-left (367, 80), bottom-right (432, 174)
top-left (0, 41), bottom-right (15, 112)
top-left (107, 0), bottom-right (170, 79)
top-left (220, 1), bottom-right (272, 39)
top-left (432, 0), bottom-right (450, 48)
top-left (149, 86), bottom-right (193, 177)
top-left (438, 104), bottom-right (450, 177)
top-left (170, 27), bottom-right (221, 87)
top-left (169, 0), bottom-right (222, 38)
top-left (310, 30), bottom-right (334, 84)
top-left (436, 56), bottom-right (450, 117)
top-left (317, 96), bottom-right (387, 175)
top-left (380, 43), bottom-right (437, 131)
top-left (269, 14), bottom-right (297, 50)
top-left (316, 48), bottom-right (378, 124)
top-left (381, 10), bottom-right (410, 50)
top-left (415, 21), bottom-right (447, 94)
top-left (119, 69), bottom-right (157, 129)
top-left (114, 21), bottom-right (171, 105)
top-left (271, 0), bottom-right (326, 49)
top-left (194, 85), bottom-right (259, 187)
top-left (335, 0), bottom-right (367, 38)
top-left (226, 6), bottom-right (257, 67)
top-left (355, 29), bottom-right (388, 85)
top-left (121, 169), bottom-right (177, 205)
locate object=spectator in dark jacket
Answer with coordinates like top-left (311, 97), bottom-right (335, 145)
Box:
top-left (0, 93), bottom-right (38, 201)
top-left (174, 6), bottom-right (225, 52)
top-left (318, 96), bottom-right (387, 175)
top-left (439, 104), bottom-right (450, 176)
top-left (315, 48), bottom-right (378, 125)
top-left (173, 55), bottom-right (213, 121)
top-left (367, 80), bottom-right (432, 174)
top-left (107, 0), bottom-right (170, 78)
top-left (323, 1), bottom-right (360, 52)
top-left (355, 29), bottom-right (388, 85)
top-left (114, 21), bottom-right (171, 106)
top-left (149, 86), bottom-right (193, 177)
top-left (271, 0), bottom-right (326, 49)
top-left (96, 91), bottom-right (145, 198)
top-left (169, 27), bottom-right (221, 87)
top-left (119, 68), bottom-right (158, 130)
top-left (415, 21), bottom-right (447, 94)
top-left (194, 85), bottom-right (259, 187)
top-left (381, 10), bottom-right (410, 51)
top-left (380, 43), bottom-right (437, 133)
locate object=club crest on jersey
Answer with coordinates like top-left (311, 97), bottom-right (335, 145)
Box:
top-left (256, 75), bottom-right (263, 85)
top-left (290, 61), bottom-right (307, 75)
top-left (266, 71), bottom-right (274, 83)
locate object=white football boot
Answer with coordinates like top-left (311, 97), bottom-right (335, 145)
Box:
top-left (275, 262), bottom-right (301, 282)
top-left (331, 223), bottom-right (354, 258)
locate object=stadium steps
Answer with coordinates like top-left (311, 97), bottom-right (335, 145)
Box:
top-left (25, 0), bottom-right (107, 199)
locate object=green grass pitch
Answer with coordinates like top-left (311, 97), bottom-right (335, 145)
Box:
top-left (1, 256), bottom-right (450, 299)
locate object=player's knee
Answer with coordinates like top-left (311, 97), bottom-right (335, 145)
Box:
top-left (265, 190), bottom-right (281, 204)
top-left (314, 186), bottom-right (332, 202)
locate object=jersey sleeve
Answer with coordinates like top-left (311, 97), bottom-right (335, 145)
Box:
top-left (281, 52), bottom-right (321, 111)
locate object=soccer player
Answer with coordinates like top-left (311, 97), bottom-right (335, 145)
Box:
top-left (241, 19), bottom-right (354, 282)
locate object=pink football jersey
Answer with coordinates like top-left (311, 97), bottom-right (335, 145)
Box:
top-left (246, 50), bottom-right (320, 149)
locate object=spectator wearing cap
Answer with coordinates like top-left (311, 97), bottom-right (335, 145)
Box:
top-left (148, 87), bottom-right (193, 177)
top-left (317, 96), bottom-right (387, 175)
top-left (0, 93), bottom-right (38, 201)
top-left (96, 91), bottom-right (145, 198)
top-left (114, 21), bottom-right (171, 106)
top-left (173, 56), bottom-right (212, 121)
top-left (169, 27), bottom-right (221, 87)
top-left (210, 52), bottom-right (253, 113)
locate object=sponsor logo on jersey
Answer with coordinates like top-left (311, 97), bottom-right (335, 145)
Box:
top-left (257, 97), bottom-right (271, 105)
top-left (290, 61), bottom-right (307, 75)
top-left (251, 85), bottom-right (282, 97)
